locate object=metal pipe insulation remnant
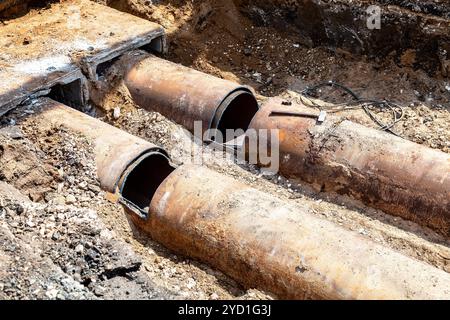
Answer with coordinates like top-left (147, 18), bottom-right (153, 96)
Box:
top-left (127, 165), bottom-right (450, 300)
top-left (118, 51), bottom-right (259, 138)
top-left (248, 98), bottom-right (450, 235)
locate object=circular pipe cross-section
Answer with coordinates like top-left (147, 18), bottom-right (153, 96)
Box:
top-left (25, 98), bottom-right (171, 217)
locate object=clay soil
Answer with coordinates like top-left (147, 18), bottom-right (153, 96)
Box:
top-left (0, 0), bottom-right (449, 300)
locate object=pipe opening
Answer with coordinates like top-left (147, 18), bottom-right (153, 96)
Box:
top-left (212, 89), bottom-right (259, 141)
top-left (140, 36), bottom-right (165, 54)
top-left (119, 151), bottom-right (175, 219)
top-left (48, 78), bottom-right (85, 109)
top-left (96, 57), bottom-right (121, 81)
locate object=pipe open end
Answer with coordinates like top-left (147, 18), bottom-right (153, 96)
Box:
top-left (212, 88), bottom-right (259, 140)
top-left (118, 150), bottom-right (175, 219)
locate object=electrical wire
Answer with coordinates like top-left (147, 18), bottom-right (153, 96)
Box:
top-left (298, 81), bottom-right (404, 137)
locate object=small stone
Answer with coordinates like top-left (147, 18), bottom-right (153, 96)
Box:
top-left (252, 72), bottom-right (262, 83)
top-left (113, 107), bottom-right (121, 119)
top-left (94, 286), bottom-right (105, 297)
top-left (0, 126), bottom-right (23, 139)
top-left (186, 278), bottom-right (196, 289)
top-left (51, 232), bottom-right (61, 241)
top-left (45, 289), bottom-right (59, 299)
top-left (210, 293), bottom-right (219, 300)
top-left (65, 194), bottom-right (76, 205)
top-left (78, 181), bottom-right (88, 189)
top-left (53, 196), bottom-right (66, 206)
top-left (75, 244), bottom-right (84, 254)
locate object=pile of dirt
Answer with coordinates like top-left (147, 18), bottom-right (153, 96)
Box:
top-left (0, 117), bottom-right (175, 299)
top-left (0, 181), bottom-right (173, 300)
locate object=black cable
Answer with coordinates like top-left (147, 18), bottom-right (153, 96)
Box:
top-left (299, 81), bottom-right (404, 137)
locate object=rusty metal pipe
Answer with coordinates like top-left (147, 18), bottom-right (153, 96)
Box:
top-left (25, 98), bottom-right (172, 217)
top-left (117, 52), bottom-right (450, 234)
top-left (248, 98), bottom-right (450, 235)
top-left (24, 98), bottom-right (450, 299)
top-left (126, 164), bottom-right (450, 300)
top-left (118, 51), bottom-right (259, 136)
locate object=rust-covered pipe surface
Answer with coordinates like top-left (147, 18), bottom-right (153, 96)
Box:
top-left (118, 51), bottom-right (259, 135)
top-left (117, 52), bottom-right (450, 234)
top-left (126, 164), bottom-right (450, 300)
top-left (248, 98), bottom-right (450, 235)
top-left (25, 98), bottom-right (172, 216)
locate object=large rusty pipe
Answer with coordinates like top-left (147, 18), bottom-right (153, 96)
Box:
top-left (248, 98), bottom-right (450, 235)
top-left (118, 51), bottom-right (259, 135)
top-left (25, 98), bottom-right (172, 217)
top-left (117, 52), bottom-right (450, 234)
top-left (126, 164), bottom-right (450, 300)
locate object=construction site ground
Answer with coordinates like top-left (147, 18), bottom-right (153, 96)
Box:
top-left (0, 0), bottom-right (449, 299)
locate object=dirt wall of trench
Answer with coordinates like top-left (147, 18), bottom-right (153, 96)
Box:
top-left (0, 0), bottom-right (56, 18)
top-left (238, 0), bottom-right (450, 77)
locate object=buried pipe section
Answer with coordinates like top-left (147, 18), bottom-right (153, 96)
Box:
top-left (247, 98), bottom-right (450, 235)
top-left (119, 51), bottom-right (259, 139)
top-left (27, 98), bottom-right (450, 299)
top-left (118, 51), bottom-right (450, 234)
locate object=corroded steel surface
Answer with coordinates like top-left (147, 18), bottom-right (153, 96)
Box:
top-left (26, 98), bottom-right (166, 193)
top-left (128, 164), bottom-right (450, 300)
top-left (249, 98), bottom-right (450, 235)
top-left (120, 51), bottom-right (258, 134)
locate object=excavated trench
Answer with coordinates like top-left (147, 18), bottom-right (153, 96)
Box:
top-left (0, 0), bottom-right (450, 300)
